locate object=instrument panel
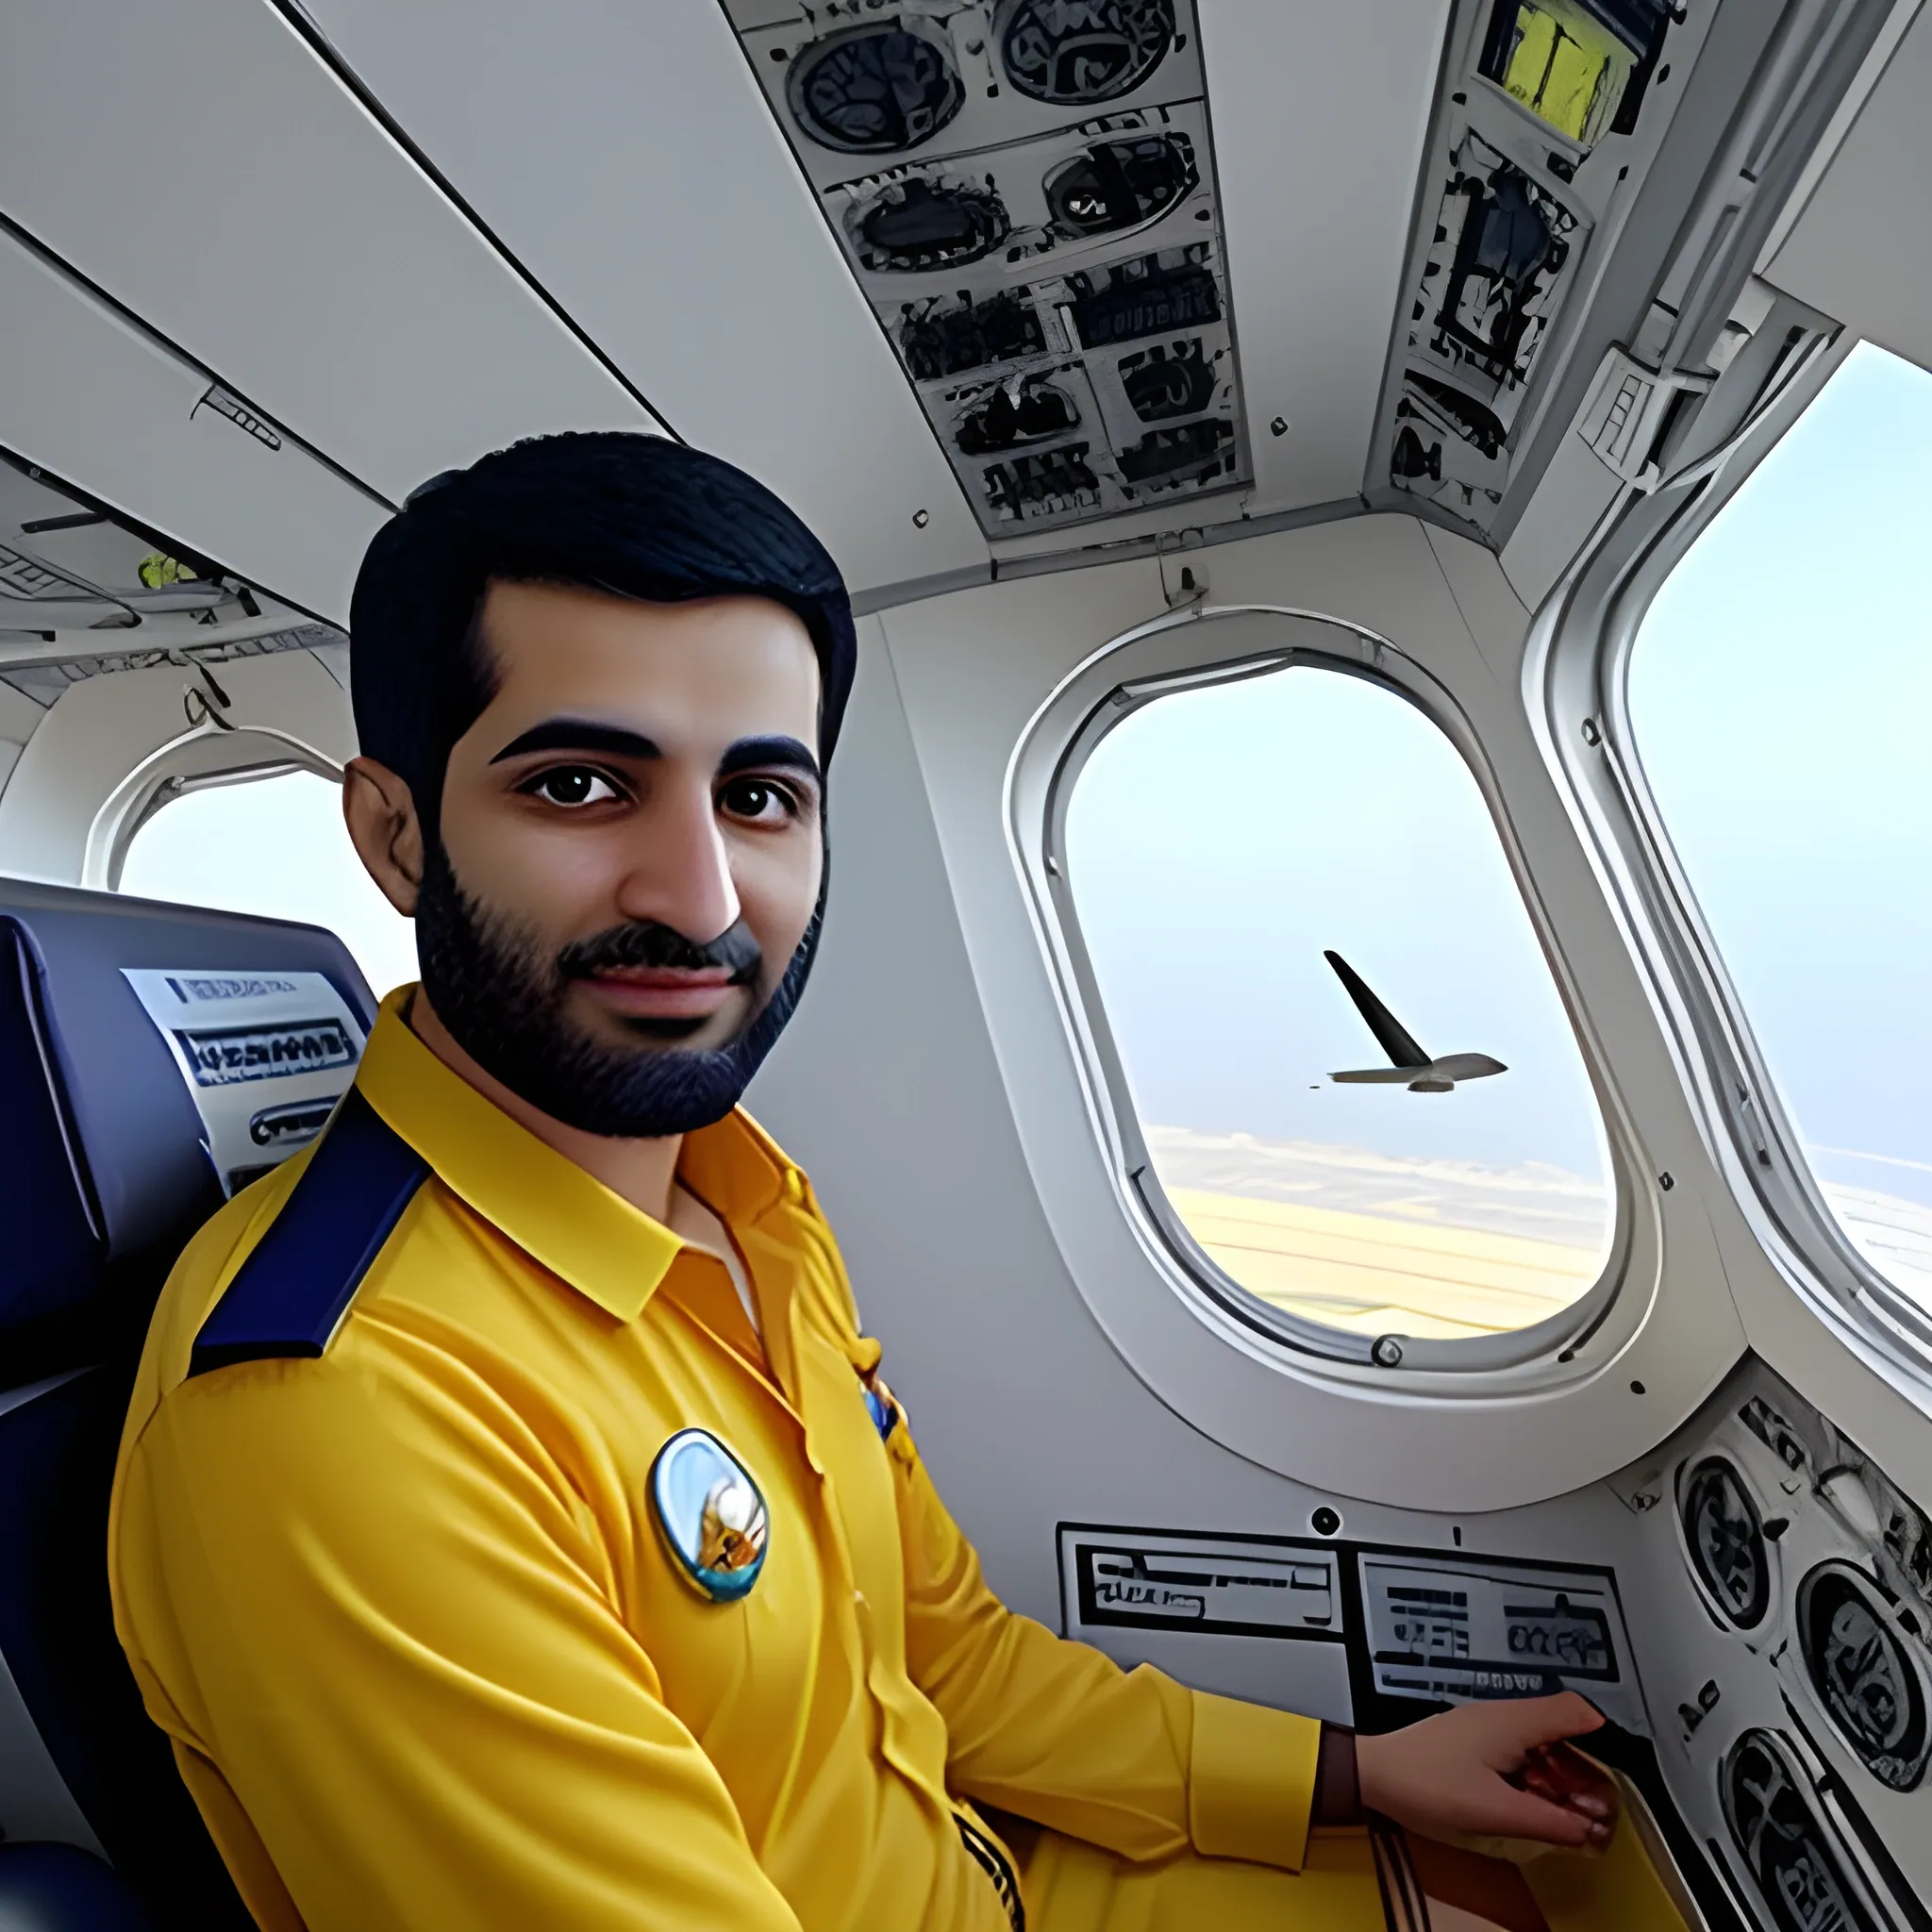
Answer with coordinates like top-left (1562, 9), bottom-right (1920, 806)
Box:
top-left (1621, 1361), bottom-right (1932, 1931)
top-left (1359, 1551), bottom-right (1624, 1707)
top-left (722, 0), bottom-right (1249, 538)
top-left (1058, 1357), bottom-right (1932, 1931)
top-left (1058, 1523), bottom-right (1645, 1736)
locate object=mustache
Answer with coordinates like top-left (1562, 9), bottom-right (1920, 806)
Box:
top-left (556, 918), bottom-right (764, 984)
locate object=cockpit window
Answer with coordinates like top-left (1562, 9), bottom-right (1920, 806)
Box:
top-left (1629, 341), bottom-right (1932, 1317)
top-left (119, 768), bottom-right (416, 997)
top-left (1063, 659), bottom-right (1615, 1352)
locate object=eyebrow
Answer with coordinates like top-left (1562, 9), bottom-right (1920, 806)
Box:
top-left (490, 718), bottom-right (821, 788)
top-left (716, 736), bottom-right (822, 788)
top-left (491, 719), bottom-right (659, 764)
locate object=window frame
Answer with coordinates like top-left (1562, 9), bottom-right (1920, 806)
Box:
top-left (1535, 328), bottom-right (1932, 1391)
top-left (83, 720), bottom-right (344, 893)
top-left (1018, 602), bottom-right (1637, 1375)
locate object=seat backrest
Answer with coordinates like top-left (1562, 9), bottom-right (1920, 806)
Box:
top-left (0, 878), bottom-right (377, 1928)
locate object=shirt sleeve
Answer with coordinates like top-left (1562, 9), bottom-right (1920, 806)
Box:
top-left (111, 1357), bottom-right (805, 1932)
top-left (886, 1412), bottom-right (1322, 1872)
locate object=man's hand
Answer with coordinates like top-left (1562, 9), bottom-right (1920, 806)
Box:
top-left (1356, 1691), bottom-right (1618, 1849)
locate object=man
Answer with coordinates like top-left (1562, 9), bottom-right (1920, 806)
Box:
top-left (111, 433), bottom-right (1616, 1929)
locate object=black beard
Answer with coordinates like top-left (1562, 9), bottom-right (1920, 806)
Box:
top-left (413, 841), bottom-right (821, 1138)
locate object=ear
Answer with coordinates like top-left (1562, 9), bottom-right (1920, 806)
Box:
top-left (342, 756), bottom-right (425, 917)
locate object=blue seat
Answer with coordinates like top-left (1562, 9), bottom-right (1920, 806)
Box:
top-left (0, 1840), bottom-right (152, 1930)
top-left (0, 879), bottom-right (377, 1928)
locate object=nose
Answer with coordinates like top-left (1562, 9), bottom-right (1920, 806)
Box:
top-left (614, 768), bottom-right (741, 942)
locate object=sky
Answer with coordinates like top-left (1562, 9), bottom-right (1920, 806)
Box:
top-left (1066, 661), bottom-right (1613, 1184)
top-left (120, 769), bottom-right (420, 999)
top-left (1628, 341), bottom-right (1932, 1212)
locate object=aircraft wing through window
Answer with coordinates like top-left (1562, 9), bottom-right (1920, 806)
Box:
top-left (1323, 949), bottom-right (1509, 1094)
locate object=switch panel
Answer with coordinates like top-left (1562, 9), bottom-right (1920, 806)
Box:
top-left (1358, 1550), bottom-right (1643, 1734)
top-left (1060, 1527), bottom-right (1341, 1641)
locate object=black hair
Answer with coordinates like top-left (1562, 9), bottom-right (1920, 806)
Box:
top-left (348, 431), bottom-right (857, 832)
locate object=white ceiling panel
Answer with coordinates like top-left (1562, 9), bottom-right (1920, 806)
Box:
top-left (0, 229), bottom-right (385, 625)
top-left (295, 0), bottom-right (989, 598)
top-left (1200, 0), bottom-right (1450, 516)
top-left (0, 0), bottom-right (659, 507)
top-left (1768, 3), bottom-right (1932, 375)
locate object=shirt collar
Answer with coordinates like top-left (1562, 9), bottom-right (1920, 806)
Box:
top-left (352, 989), bottom-right (796, 1324)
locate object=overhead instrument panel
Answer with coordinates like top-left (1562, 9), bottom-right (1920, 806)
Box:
top-left (724, 1), bottom-right (1249, 539)
top-left (1370, 0), bottom-right (1689, 532)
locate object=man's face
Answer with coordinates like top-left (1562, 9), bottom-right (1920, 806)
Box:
top-left (419, 579), bottom-right (824, 1134)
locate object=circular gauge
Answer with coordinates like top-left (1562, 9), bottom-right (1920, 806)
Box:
top-left (1044, 134), bottom-right (1196, 240)
top-left (852, 178), bottom-right (1009, 273)
top-left (1799, 1564), bottom-right (1929, 1790)
top-left (788, 24), bottom-right (965, 156)
top-left (1722, 1731), bottom-right (1881, 1932)
top-left (1683, 1456), bottom-right (1771, 1628)
top-left (1121, 344), bottom-right (1215, 422)
top-left (997, 0), bottom-right (1175, 107)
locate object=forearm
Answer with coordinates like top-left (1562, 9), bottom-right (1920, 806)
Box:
top-left (897, 1447), bottom-right (1325, 1867)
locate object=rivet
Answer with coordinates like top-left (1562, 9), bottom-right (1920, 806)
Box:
top-left (1311, 1506), bottom-right (1342, 1537)
top-left (1658, 1172), bottom-right (1674, 1191)
top-left (1581, 718), bottom-right (1602, 746)
top-left (912, 508), bottom-right (931, 528)
top-left (1269, 416), bottom-right (1289, 437)
top-left (1631, 1379), bottom-right (1647, 1395)
top-left (1371, 1334), bottom-right (1405, 1368)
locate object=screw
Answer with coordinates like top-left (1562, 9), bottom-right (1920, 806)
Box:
top-left (1658, 1172), bottom-right (1674, 1191)
top-left (1371, 1335), bottom-right (1405, 1368)
top-left (1581, 718), bottom-right (1602, 745)
top-left (912, 508), bottom-right (930, 528)
top-left (1270, 416), bottom-right (1289, 437)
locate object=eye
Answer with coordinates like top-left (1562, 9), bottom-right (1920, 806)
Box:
top-left (718, 775), bottom-right (799, 824)
top-left (523, 765), bottom-right (620, 808)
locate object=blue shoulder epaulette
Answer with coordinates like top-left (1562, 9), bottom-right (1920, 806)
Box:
top-left (188, 1089), bottom-right (431, 1379)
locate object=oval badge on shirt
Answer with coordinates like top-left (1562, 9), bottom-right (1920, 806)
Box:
top-left (649, 1428), bottom-right (769, 1603)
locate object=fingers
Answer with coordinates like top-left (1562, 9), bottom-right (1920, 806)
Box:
top-left (1477, 1778), bottom-right (1609, 1848)
top-left (1520, 1742), bottom-right (1617, 1823)
top-left (1356, 1705), bottom-right (1620, 1851)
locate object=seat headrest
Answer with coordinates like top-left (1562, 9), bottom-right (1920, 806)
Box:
top-left (0, 879), bottom-right (377, 1342)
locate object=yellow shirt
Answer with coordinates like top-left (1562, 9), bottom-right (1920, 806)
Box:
top-left (110, 991), bottom-right (1321, 1929)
